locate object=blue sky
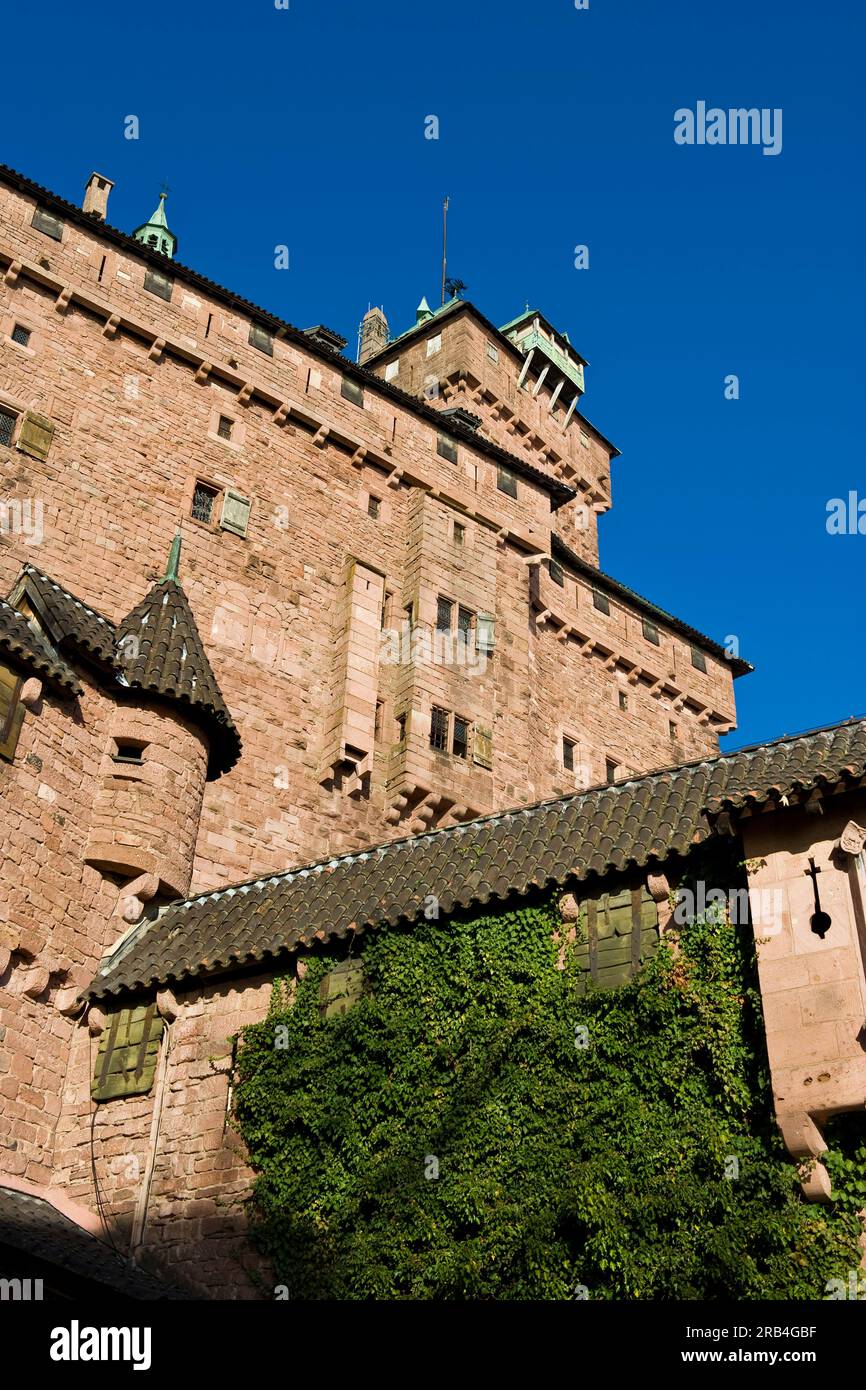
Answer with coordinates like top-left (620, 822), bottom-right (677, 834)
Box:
top-left (3, 0), bottom-right (863, 750)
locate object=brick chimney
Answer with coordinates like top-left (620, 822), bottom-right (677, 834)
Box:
top-left (82, 172), bottom-right (114, 222)
top-left (358, 306), bottom-right (389, 365)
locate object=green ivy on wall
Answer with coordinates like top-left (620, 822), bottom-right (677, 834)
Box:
top-left (233, 852), bottom-right (863, 1300)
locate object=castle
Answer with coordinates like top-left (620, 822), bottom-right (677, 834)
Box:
top-left (1, 164), bottom-right (865, 1298)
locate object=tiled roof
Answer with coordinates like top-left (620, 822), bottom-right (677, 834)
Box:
top-left (0, 1184), bottom-right (187, 1299)
top-left (8, 566), bottom-right (239, 776)
top-left (117, 579), bottom-right (240, 776)
top-left (85, 716), bottom-right (866, 1003)
top-left (0, 163), bottom-right (577, 508)
top-left (550, 536), bottom-right (754, 675)
top-left (0, 597), bottom-right (81, 694)
top-left (18, 565), bottom-right (118, 668)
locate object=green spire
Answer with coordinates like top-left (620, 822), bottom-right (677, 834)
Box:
top-left (164, 531), bottom-right (182, 583)
top-left (415, 296), bottom-right (433, 325)
top-left (133, 191), bottom-right (177, 259)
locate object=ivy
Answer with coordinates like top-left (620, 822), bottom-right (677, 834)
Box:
top-left (233, 855), bottom-right (862, 1299)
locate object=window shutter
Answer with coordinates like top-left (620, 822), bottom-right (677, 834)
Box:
top-left (476, 613), bottom-right (495, 654)
top-left (319, 959), bottom-right (365, 1019)
top-left (17, 412), bottom-right (55, 462)
top-left (473, 724), bottom-right (493, 769)
top-left (91, 1004), bottom-right (164, 1102)
top-left (219, 490), bottom-right (252, 538)
top-left (0, 663), bottom-right (24, 762)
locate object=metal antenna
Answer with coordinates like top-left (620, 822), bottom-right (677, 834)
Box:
top-left (441, 196), bottom-right (449, 306)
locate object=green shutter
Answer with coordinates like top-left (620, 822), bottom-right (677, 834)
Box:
top-left (0, 663), bottom-right (24, 762)
top-left (17, 412), bottom-right (55, 462)
top-left (319, 959), bottom-right (365, 1019)
top-left (476, 613), bottom-right (495, 654)
top-left (219, 489), bottom-right (252, 537)
top-left (91, 1004), bottom-right (164, 1102)
top-left (473, 725), bottom-right (493, 769)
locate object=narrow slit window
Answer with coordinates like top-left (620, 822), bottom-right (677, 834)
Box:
top-left (430, 706), bottom-right (449, 751)
top-left (367, 494), bottom-right (381, 519)
top-left (217, 415), bottom-right (234, 441)
top-left (619, 690), bottom-right (628, 712)
top-left (112, 739), bottom-right (147, 765)
top-left (453, 522), bottom-right (465, 546)
top-left (563, 737), bottom-right (575, 772)
top-left (606, 758), bottom-right (619, 785)
top-left (396, 711), bottom-right (407, 743)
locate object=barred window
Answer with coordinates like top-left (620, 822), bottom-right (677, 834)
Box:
top-left (430, 706), bottom-right (449, 751)
top-left (0, 408), bottom-right (17, 448)
top-left (453, 715), bottom-right (469, 759)
top-left (11, 324), bottom-right (31, 347)
top-left (191, 481), bottom-right (219, 524)
top-left (457, 606), bottom-right (473, 643)
top-left (436, 596), bottom-right (453, 633)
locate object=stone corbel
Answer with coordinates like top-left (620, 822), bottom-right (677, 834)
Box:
top-left (156, 987), bottom-right (180, 1022)
top-left (87, 1005), bottom-right (107, 1037)
top-left (777, 1110), bottom-right (832, 1202)
top-left (54, 286), bottom-right (73, 313)
top-left (237, 383), bottom-right (253, 406)
top-left (102, 313), bottom-right (121, 339)
top-left (271, 402), bottom-right (289, 425)
top-left (4, 259), bottom-right (22, 285)
top-left (148, 337), bottom-right (165, 362)
top-left (647, 872), bottom-right (674, 934)
top-left (312, 425), bottom-right (329, 448)
top-left (386, 467), bottom-right (404, 489)
top-left (350, 447), bottom-right (367, 468)
top-left (117, 871), bottom-right (160, 925)
top-left (20, 677), bottom-right (42, 709)
top-left (195, 362), bottom-right (212, 384)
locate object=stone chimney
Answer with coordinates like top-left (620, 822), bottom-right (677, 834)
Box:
top-left (358, 306), bottom-right (389, 365)
top-left (82, 172), bottom-right (114, 222)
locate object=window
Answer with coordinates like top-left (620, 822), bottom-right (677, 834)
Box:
top-left (217, 415), bottom-right (234, 441)
top-left (249, 323), bottom-right (274, 355)
top-left (396, 711), bottom-right (407, 743)
top-left (691, 647), bottom-right (707, 673)
top-left (486, 341), bottom-right (499, 362)
top-left (606, 759), bottom-right (619, 785)
top-left (563, 737), bottom-right (575, 772)
top-left (374, 701), bottom-right (383, 740)
top-left (592, 588), bottom-right (610, 615)
top-left (11, 324), bottom-right (31, 347)
top-left (642, 618), bottom-right (660, 646)
top-left (403, 601), bottom-right (414, 630)
top-left (112, 739), bottom-right (147, 766)
top-left (385, 360), bottom-right (399, 382)
top-left (191, 481), bottom-right (219, 524)
top-left (548, 559), bottom-right (564, 587)
top-left (452, 715), bottom-right (469, 759)
top-left (0, 662), bottom-right (24, 762)
top-left (31, 207), bottom-right (64, 241)
top-left (426, 334), bottom-right (441, 357)
top-left (0, 407), bottom-right (17, 448)
top-left (437, 433), bottom-right (457, 463)
top-left (430, 706), bottom-right (449, 751)
top-left (618, 690), bottom-right (628, 712)
top-left (496, 464), bottom-right (517, 498)
top-left (91, 1004), bottom-right (164, 1102)
top-left (367, 494), bottom-right (381, 519)
top-left (453, 521), bottom-right (465, 546)
top-left (457, 607), bottom-right (473, 644)
top-left (341, 376), bottom-right (365, 407)
top-left (436, 596), bottom-right (453, 633)
top-left (144, 267), bottom-right (173, 301)
top-left (669, 721), bottom-right (679, 740)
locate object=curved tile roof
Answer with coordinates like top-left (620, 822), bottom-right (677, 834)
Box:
top-left (86, 715), bottom-right (866, 1003)
top-left (0, 597), bottom-right (81, 694)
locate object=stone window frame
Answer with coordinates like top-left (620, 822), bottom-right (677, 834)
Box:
top-left (4, 311), bottom-right (38, 357)
top-left (206, 405), bottom-right (245, 452)
top-left (189, 476), bottom-right (224, 529)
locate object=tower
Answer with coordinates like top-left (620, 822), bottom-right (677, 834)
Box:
top-left (132, 191), bottom-right (177, 259)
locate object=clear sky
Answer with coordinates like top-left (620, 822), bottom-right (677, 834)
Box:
top-left (2, 0), bottom-right (863, 751)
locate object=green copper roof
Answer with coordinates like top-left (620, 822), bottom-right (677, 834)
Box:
top-left (133, 192), bottom-right (177, 260)
top-left (164, 531), bottom-right (182, 583)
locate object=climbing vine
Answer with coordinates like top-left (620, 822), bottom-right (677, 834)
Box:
top-left (233, 853), bottom-right (863, 1300)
